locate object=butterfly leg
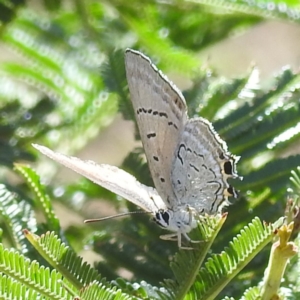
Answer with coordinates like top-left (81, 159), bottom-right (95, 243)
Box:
top-left (159, 233), bottom-right (178, 241)
top-left (178, 233), bottom-right (198, 250)
top-left (159, 233), bottom-right (193, 250)
top-left (178, 235), bottom-right (194, 250)
top-left (183, 232), bottom-right (201, 245)
top-left (185, 205), bottom-right (201, 244)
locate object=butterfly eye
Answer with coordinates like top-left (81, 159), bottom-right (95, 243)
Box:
top-left (161, 211), bottom-right (170, 224)
top-left (153, 210), bottom-right (170, 228)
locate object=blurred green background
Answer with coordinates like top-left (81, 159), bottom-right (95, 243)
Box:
top-left (1, 1), bottom-right (300, 299)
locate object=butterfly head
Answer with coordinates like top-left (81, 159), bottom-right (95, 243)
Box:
top-left (153, 208), bottom-right (197, 234)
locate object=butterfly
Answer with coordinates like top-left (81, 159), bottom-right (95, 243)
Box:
top-left (33, 49), bottom-right (239, 249)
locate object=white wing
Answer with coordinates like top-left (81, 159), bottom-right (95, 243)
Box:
top-left (32, 144), bottom-right (166, 213)
top-left (125, 49), bottom-right (188, 208)
top-left (171, 118), bottom-right (239, 213)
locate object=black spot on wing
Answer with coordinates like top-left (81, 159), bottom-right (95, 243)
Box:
top-left (224, 161), bottom-right (233, 175)
top-left (159, 112), bottom-right (168, 118)
top-left (219, 152), bottom-right (225, 160)
top-left (147, 133), bottom-right (156, 139)
top-left (178, 101), bottom-right (183, 110)
top-left (168, 121), bottom-right (179, 130)
top-left (227, 185), bottom-right (238, 198)
top-left (136, 108), bottom-right (173, 122)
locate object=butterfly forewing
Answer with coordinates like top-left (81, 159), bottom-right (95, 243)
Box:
top-left (125, 49), bottom-right (188, 208)
top-left (32, 144), bottom-right (166, 213)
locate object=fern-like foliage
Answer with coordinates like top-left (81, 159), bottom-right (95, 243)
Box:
top-left (239, 286), bottom-right (260, 300)
top-left (0, 274), bottom-right (39, 300)
top-left (14, 164), bottom-right (60, 232)
top-left (165, 215), bottom-right (227, 299)
top-left (192, 217), bottom-right (275, 299)
top-left (77, 281), bottom-right (132, 300)
top-left (0, 243), bottom-right (73, 299)
top-left (0, 184), bottom-right (36, 254)
top-left (290, 166), bottom-right (300, 198)
top-left (0, 240), bottom-right (132, 300)
top-left (189, 0), bottom-right (300, 21)
top-left (25, 230), bottom-right (102, 289)
top-left (163, 217), bottom-right (278, 300)
top-left (1, 10), bottom-right (118, 153)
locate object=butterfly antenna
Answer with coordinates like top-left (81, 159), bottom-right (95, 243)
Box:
top-left (84, 211), bottom-right (151, 223)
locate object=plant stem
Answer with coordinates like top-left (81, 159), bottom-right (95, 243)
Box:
top-left (260, 222), bottom-right (298, 300)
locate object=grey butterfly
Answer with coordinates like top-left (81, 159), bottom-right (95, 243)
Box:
top-left (33, 49), bottom-right (239, 248)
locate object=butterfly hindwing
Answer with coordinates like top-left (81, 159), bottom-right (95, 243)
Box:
top-left (171, 118), bottom-right (239, 213)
